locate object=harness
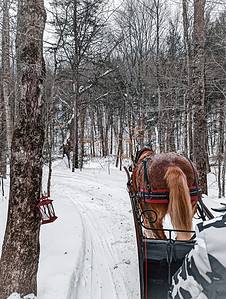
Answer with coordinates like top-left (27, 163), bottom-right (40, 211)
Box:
top-left (137, 156), bottom-right (202, 204)
top-left (138, 187), bottom-right (201, 203)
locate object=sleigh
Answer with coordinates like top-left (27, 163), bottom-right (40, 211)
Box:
top-left (130, 193), bottom-right (195, 298)
top-left (125, 148), bottom-right (216, 298)
top-left (130, 193), bottom-right (213, 299)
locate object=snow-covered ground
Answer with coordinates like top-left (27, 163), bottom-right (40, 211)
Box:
top-left (0, 158), bottom-right (225, 299)
top-left (0, 158), bottom-right (139, 299)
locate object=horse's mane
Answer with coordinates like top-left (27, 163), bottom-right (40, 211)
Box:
top-left (134, 147), bottom-right (153, 164)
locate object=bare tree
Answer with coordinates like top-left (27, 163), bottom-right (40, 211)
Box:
top-left (49, 0), bottom-right (108, 170)
top-left (182, 0), bottom-right (193, 158)
top-left (192, 0), bottom-right (208, 194)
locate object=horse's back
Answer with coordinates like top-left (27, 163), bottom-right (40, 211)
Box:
top-left (148, 153), bottom-right (196, 189)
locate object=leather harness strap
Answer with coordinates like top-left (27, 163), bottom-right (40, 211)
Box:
top-left (137, 186), bottom-right (201, 203)
top-left (142, 158), bottom-right (152, 193)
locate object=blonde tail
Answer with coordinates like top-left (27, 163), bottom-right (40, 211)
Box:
top-left (164, 166), bottom-right (193, 235)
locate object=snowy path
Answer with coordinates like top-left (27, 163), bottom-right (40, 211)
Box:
top-left (1, 159), bottom-right (223, 299)
top-left (38, 160), bottom-right (140, 299)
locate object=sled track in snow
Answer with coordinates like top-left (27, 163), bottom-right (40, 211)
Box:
top-left (65, 185), bottom-right (128, 299)
top-left (66, 200), bottom-right (87, 299)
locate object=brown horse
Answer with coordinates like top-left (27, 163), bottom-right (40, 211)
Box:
top-left (132, 148), bottom-right (200, 240)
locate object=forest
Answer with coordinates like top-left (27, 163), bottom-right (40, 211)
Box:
top-left (0, 0), bottom-right (226, 298)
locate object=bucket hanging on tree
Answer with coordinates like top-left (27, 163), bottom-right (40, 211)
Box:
top-left (37, 195), bottom-right (58, 224)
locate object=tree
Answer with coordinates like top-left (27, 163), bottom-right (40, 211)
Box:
top-left (0, 0), bottom-right (11, 180)
top-left (205, 11), bottom-right (226, 197)
top-left (2, 0), bottom-right (13, 155)
top-left (0, 0), bottom-right (46, 297)
top-left (182, 0), bottom-right (192, 158)
top-left (49, 0), bottom-right (107, 171)
top-left (114, 0), bottom-right (164, 152)
top-left (0, 81), bottom-right (7, 179)
top-left (192, 0), bottom-right (208, 194)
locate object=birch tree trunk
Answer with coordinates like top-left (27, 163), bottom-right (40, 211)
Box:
top-left (192, 0), bottom-right (208, 194)
top-left (0, 0), bottom-right (46, 297)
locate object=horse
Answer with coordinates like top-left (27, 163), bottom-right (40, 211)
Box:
top-left (131, 148), bottom-right (200, 240)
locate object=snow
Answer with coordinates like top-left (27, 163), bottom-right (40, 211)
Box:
top-left (0, 159), bottom-right (225, 299)
top-left (1, 158), bottom-right (139, 299)
top-left (7, 294), bottom-right (36, 299)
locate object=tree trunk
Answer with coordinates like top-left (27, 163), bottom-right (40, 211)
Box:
top-left (183, 95), bottom-right (188, 156)
top-left (110, 117), bottom-right (113, 155)
top-left (188, 102), bottom-right (194, 160)
top-left (222, 136), bottom-right (226, 198)
top-left (128, 110), bottom-right (134, 161)
top-left (192, 0), bottom-right (208, 194)
top-left (217, 101), bottom-right (225, 198)
top-left (0, 86), bottom-right (7, 178)
top-left (115, 115), bottom-right (123, 170)
top-left (154, 0), bottom-right (164, 153)
top-left (182, 0), bottom-right (193, 159)
top-left (90, 113), bottom-right (96, 157)
top-left (79, 108), bottom-right (86, 169)
top-left (0, 0), bottom-right (46, 297)
top-left (104, 111), bottom-right (110, 157)
top-left (2, 0), bottom-right (13, 155)
top-left (97, 106), bottom-right (105, 157)
top-left (0, 108), bottom-right (7, 178)
top-left (47, 122), bottom-right (54, 197)
top-left (72, 0), bottom-right (80, 171)
top-left (72, 81), bottom-right (79, 171)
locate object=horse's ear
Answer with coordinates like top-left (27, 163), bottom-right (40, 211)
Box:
top-left (150, 148), bottom-right (155, 155)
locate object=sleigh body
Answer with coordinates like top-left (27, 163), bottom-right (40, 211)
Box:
top-left (125, 148), bottom-right (214, 298)
top-left (130, 194), bottom-right (196, 299)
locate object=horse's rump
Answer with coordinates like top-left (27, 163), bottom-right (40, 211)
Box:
top-left (146, 153), bottom-right (196, 190)
top-left (132, 150), bottom-right (199, 240)
top-left (133, 152), bottom-right (197, 193)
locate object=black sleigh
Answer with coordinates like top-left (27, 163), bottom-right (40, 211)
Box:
top-left (130, 194), bottom-right (213, 299)
top-left (125, 165), bottom-right (214, 299)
